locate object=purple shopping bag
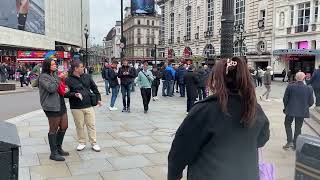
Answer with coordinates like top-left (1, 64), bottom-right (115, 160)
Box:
top-left (259, 148), bottom-right (275, 180)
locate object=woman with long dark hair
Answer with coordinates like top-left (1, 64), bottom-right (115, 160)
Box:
top-left (168, 57), bottom-right (270, 180)
top-left (38, 58), bottom-right (69, 162)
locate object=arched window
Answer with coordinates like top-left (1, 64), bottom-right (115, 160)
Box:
top-left (235, 0), bottom-right (245, 25)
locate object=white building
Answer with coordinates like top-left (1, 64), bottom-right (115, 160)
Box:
top-left (123, 7), bottom-right (165, 63)
top-left (104, 21), bottom-right (122, 62)
top-left (272, 0), bottom-right (320, 76)
top-left (0, 0), bottom-right (90, 63)
top-left (157, 0), bottom-right (274, 67)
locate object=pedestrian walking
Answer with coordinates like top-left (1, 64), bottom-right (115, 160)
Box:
top-left (282, 69), bottom-right (286, 82)
top-left (137, 62), bottom-right (154, 113)
top-left (108, 61), bottom-right (120, 111)
top-left (165, 62), bottom-right (176, 97)
top-left (130, 64), bottom-right (138, 92)
top-left (307, 65), bottom-right (320, 110)
top-left (174, 64), bottom-right (179, 93)
top-left (260, 66), bottom-right (272, 101)
top-left (176, 63), bottom-right (186, 97)
top-left (38, 59), bottom-right (69, 161)
top-left (17, 64), bottom-right (28, 87)
top-left (161, 63), bottom-right (168, 96)
top-left (184, 65), bottom-right (199, 113)
top-left (65, 60), bottom-right (102, 152)
top-left (197, 66), bottom-right (207, 100)
top-left (0, 63), bottom-right (7, 83)
top-left (283, 72), bottom-right (314, 150)
top-left (257, 67), bottom-right (264, 87)
top-left (118, 59), bottom-right (136, 113)
top-left (249, 66), bottom-right (257, 87)
top-left (168, 57), bottom-right (270, 180)
top-left (102, 63), bottom-right (111, 95)
top-left (151, 65), bottom-right (162, 101)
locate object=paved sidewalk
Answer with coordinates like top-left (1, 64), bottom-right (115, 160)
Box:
top-left (6, 81), bottom-right (318, 180)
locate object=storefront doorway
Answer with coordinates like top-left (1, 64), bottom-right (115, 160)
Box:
top-left (289, 56), bottom-right (315, 76)
top-left (255, 61), bottom-right (269, 70)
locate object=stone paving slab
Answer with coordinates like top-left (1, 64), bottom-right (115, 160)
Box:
top-left (6, 81), bottom-right (319, 180)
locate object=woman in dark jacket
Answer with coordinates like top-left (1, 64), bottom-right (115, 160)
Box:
top-left (183, 65), bottom-right (199, 113)
top-left (168, 57), bottom-right (270, 180)
top-left (151, 65), bottom-right (162, 101)
top-left (38, 59), bottom-right (69, 162)
top-left (196, 66), bottom-right (207, 100)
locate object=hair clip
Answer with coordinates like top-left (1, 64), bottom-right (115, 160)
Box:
top-left (226, 59), bottom-right (237, 74)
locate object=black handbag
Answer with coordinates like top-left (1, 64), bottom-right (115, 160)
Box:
top-left (77, 78), bottom-right (98, 107)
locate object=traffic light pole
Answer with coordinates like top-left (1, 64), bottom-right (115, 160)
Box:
top-left (154, 44), bottom-right (157, 66)
top-left (120, 0), bottom-right (125, 60)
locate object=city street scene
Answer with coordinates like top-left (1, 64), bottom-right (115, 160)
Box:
top-left (0, 0), bottom-right (320, 180)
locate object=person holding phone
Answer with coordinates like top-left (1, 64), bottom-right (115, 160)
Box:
top-left (65, 60), bottom-right (102, 152)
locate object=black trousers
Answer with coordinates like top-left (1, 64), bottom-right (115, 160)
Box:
top-left (198, 87), bottom-right (207, 100)
top-left (151, 84), bottom-right (159, 97)
top-left (141, 88), bottom-right (151, 111)
top-left (257, 78), bottom-right (262, 87)
top-left (187, 98), bottom-right (196, 112)
top-left (314, 88), bottom-right (320, 106)
top-left (121, 83), bottom-right (132, 108)
top-left (284, 115), bottom-right (304, 146)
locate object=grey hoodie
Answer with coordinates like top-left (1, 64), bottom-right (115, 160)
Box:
top-left (38, 73), bottom-right (61, 112)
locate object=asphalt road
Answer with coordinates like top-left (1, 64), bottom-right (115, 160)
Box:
top-left (0, 91), bottom-right (41, 121)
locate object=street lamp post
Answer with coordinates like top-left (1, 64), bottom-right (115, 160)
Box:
top-left (220, 0), bottom-right (235, 59)
top-left (120, 0), bottom-right (126, 60)
top-left (84, 24), bottom-right (89, 67)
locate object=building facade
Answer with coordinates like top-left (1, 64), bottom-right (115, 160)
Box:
top-left (272, 0), bottom-right (320, 76)
top-left (157, 0), bottom-right (274, 67)
top-left (123, 8), bottom-right (165, 63)
top-left (104, 21), bottom-right (122, 62)
top-left (0, 0), bottom-right (90, 64)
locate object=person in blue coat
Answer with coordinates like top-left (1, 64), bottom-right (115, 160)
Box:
top-left (283, 72), bottom-right (314, 150)
top-left (165, 63), bottom-right (176, 97)
top-left (307, 65), bottom-right (320, 108)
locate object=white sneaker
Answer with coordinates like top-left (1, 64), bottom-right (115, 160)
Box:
top-left (259, 96), bottom-right (263, 100)
top-left (152, 97), bottom-right (156, 101)
top-left (109, 107), bottom-right (118, 111)
top-left (77, 144), bottom-right (86, 151)
top-left (186, 112), bottom-right (189, 115)
top-left (155, 97), bottom-right (159, 100)
top-left (265, 99), bottom-right (271, 102)
top-left (92, 144), bottom-right (101, 152)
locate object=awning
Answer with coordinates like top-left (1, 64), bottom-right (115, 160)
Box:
top-left (273, 49), bottom-right (320, 56)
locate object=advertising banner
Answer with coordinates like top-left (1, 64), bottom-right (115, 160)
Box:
top-left (0, 0), bottom-right (45, 35)
top-left (131, 0), bottom-right (155, 15)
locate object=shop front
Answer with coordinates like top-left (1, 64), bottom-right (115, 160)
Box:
top-left (273, 49), bottom-right (320, 79)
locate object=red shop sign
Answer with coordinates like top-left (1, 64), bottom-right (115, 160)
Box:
top-left (18, 51), bottom-right (46, 58)
top-left (56, 51), bottom-right (71, 59)
top-left (168, 49), bottom-right (174, 59)
top-left (184, 47), bottom-right (192, 58)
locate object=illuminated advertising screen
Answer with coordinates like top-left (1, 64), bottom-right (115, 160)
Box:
top-left (0, 0), bottom-right (45, 35)
top-left (131, 0), bottom-right (155, 15)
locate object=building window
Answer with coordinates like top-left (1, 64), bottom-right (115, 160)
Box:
top-left (147, 38), bottom-right (150, 45)
top-left (279, 12), bottom-right (285, 27)
top-left (170, 13), bottom-right (175, 41)
top-left (151, 38), bottom-right (155, 45)
top-left (147, 20), bottom-right (150, 25)
top-left (147, 29), bottom-right (150, 35)
top-left (290, 6), bottom-right (294, 26)
top-left (138, 20), bottom-right (141, 25)
top-left (297, 2), bottom-right (310, 32)
top-left (186, 6), bottom-right (192, 38)
top-left (288, 42), bottom-right (293, 49)
top-left (235, 0), bottom-right (245, 25)
top-left (315, 0), bottom-right (319, 23)
top-left (152, 20), bottom-right (155, 26)
top-left (207, 0), bottom-right (214, 32)
top-left (171, 0), bottom-right (174, 8)
top-left (197, 6), bottom-right (201, 18)
top-left (234, 41), bottom-right (247, 56)
top-left (152, 29), bottom-right (155, 35)
top-left (178, 14), bottom-right (181, 24)
top-left (257, 41), bottom-right (266, 52)
top-left (160, 6), bottom-right (165, 44)
top-left (137, 38), bottom-right (141, 44)
top-left (137, 29), bottom-right (141, 35)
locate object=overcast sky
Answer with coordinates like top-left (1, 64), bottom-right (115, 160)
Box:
top-left (89, 0), bottom-right (130, 45)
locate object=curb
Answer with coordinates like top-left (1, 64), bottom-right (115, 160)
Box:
top-left (5, 109), bottom-right (44, 124)
top-left (310, 108), bottom-right (320, 123)
top-left (0, 89), bottom-right (37, 96)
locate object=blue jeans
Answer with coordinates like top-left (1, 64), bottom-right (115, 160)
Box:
top-left (179, 84), bottom-right (185, 97)
top-left (162, 80), bottom-right (168, 96)
top-left (167, 80), bottom-right (174, 97)
top-left (110, 85), bottom-right (120, 107)
top-left (121, 83), bottom-right (132, 108)
top-left (104, 80), bottom-right (110, 95)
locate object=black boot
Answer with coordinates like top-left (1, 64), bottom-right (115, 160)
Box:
top-left (48, 133), bottom-right (65, 161)
top-left (56, 131), bottom-right (69, 156)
